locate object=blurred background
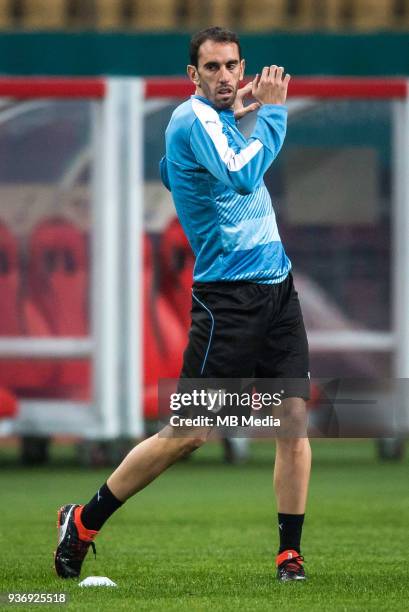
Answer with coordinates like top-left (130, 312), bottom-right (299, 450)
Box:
top-left (0, 7), bottom-right (409, 608)
top-left (0, 0), bottom-right (408, 466)
top-left (0, 0), bottom-right (409, 32)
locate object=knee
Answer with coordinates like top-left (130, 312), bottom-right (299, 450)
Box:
top-left (278, 399), bottom-right (308, 437)
top-left (276, 437), bottom-right (310, 456)
top-left (179, 434), bottom-right (208, 456)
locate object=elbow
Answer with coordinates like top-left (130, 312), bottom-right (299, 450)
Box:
top-left (237, 186), bottom-right (253, 196)
top-left (231, 177), bottom-right (255, 196)
top-left (228, 167), bottom-right (262, 194)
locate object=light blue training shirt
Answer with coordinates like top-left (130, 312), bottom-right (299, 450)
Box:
top-left (160, 94), bottom-right (291, 283)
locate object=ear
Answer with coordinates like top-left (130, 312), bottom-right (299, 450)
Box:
top-left (239, 59), bottom-right (245, 82)
top-left (187, 64), bottom-right (200, 87)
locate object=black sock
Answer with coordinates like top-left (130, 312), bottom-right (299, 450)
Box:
top-left (81, 483), bottom-right (123, 531)
top-left (278, 513), bottom-right (304, 554)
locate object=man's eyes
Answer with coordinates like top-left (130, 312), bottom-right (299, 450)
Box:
top-left (206, 63), bottom-right (238, 71)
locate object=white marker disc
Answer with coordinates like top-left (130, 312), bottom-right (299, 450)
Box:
top-left (78, 576), bottom-right (117, 587)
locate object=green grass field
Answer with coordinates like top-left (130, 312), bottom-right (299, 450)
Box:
top-left (0, 440), bottom-right (408, 611)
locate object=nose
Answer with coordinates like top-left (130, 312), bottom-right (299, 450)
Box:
top-left (219, 65), bottom-right (230, 82)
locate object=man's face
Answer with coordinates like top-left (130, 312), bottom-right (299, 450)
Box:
top-left (187, 40), bottom-right (244, 109)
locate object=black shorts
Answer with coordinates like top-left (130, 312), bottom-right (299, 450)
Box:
top-left (180, 272), bottom-right (310, 400)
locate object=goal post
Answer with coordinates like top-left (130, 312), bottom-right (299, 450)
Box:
top-left (0, 77), bottom-right (144, 439)
top-left (0, 76), bottom-right (408, 440)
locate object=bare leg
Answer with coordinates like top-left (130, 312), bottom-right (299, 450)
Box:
top-left (274, 398), bottom-right (311, 513)
top-left (107, 426), bottom-right (210, 502)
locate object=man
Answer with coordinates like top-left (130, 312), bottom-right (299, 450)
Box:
top-left (54, 26), bottom-right (311, 583)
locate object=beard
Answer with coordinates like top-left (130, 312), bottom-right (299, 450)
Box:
top-left (199, 80), bottom-right (238, 109)
top-left (213, 88), bottom-right (237, 109)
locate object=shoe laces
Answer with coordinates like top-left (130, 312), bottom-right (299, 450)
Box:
top-left (280, 554), bottom-right (304, 573)
top-left (70, 538), bottom-right (97, 560)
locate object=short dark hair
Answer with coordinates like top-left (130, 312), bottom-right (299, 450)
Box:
top-left (189, 26), bottom-right (242, 68)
